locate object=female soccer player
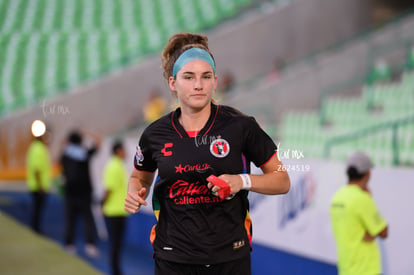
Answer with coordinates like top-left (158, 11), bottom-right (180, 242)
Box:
top-left (124, 32), bottom-right (290, 275)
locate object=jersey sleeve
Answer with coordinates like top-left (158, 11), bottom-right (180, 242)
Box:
top-left (358, 194), bottom-right (387, 236)
top-left (133, 130), bottom-right (157, 172)
top-left (242, 117), bottom-right (277, 167)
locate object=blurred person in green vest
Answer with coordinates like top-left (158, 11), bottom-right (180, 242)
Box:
top-left (103, 140), bottom-right (129, 275)
top-left (26, 120), bottom-right (51, 233)
top-left (330, 151), bottom-right (388, 275)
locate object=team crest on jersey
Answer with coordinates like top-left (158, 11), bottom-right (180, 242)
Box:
top-left (210, 136), bottom-right (230, 158)
top-left (135, 145), bottom-right (144, 165)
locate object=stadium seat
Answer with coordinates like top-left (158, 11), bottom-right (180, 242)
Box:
top-left (405, 46), bottom-right (414, 71)
top-left (282, 64), bottom-right (414, 166)
top-left (365, 59), bottom-right (392, 85)
top-left (0, 0), bottom-right (256, 115)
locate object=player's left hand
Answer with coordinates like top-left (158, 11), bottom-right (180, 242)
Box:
top-left (207, 174), bottom-right (243, 196)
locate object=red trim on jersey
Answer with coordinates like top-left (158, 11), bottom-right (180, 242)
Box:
top-left (171, 111), bottom-right (183, 138)
top-left (203, 104), bottom-right (219, 136)
top-left (259, 152), bottom-right (277, 167)
top-left (187, 131), bottom-right (199, 137)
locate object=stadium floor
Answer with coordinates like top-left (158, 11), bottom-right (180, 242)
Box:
top-left (0, 188), bottom-right (154, 275)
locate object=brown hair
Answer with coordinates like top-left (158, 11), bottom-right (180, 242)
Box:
top-left (161, 32), bottom-right (215, 80)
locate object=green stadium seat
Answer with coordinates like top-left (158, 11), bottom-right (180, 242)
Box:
top-left (236, 0), bottom-right (252, 6)
top-left (98, 32), bottom-right (109, 73)
top-left (40, 0), bottom-right (57, 32)
top-left (55, 32), bottom-right (67, 89)
top-left (31, 33), bottom-right (46, 102)
top-left (197, 0), bottom-right (220, 27)
top-left (0, 1), bottom-right (10, 31)
top-left (0, 0), bottom-right (262, 116)
top-left (13, 0), bottom-right (28, 31)
top-left (31, 0), bottom-right (46, 31)
top-left (62, 33), bottom-right (81, 86)
top-left (51, 0), bottom-right (65, 31)
top-left (157, 0), bottom-right (180, 37)
top-left (282, 65), bottom-right (414, 166)
top-left (366, 59), bottom-right (392, 85)
top-left (45, 33), bottom-right (60, 94)
top-left (405, 46), bottom-right (414, 71)
top-left (74, 32), bottom-right (87, 81)
top-left (176, 0), bottom-right (202, 32)
top-left (398, 125), bottom-right (412, 165)
top-left (11, 33), bottom-right (31, 107)
top-left (217, 0), bottom-right (237, 18)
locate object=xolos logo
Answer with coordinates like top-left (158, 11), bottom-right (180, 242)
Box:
top-left (210, 136), bottom-right (230, 158)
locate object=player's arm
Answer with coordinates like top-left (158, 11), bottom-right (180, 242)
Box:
top-left (102, 190), bottom-right (110, 205)
top-left (252, 154), bottom-right (290, 194)
top-left (124, 169), bottom-right (155, 213)
top-left (212, 154), bottom-right (290, 195)
top-left (360, 195), bottom-right (389, 242)
top-left (378, 226), bottom-right (388, 238)
top-left (102, 175), bottom-right (112, 206)
top-left (363, 225), bottom-right (388, 242)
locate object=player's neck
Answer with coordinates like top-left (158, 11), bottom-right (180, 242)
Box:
top-left (348, 180), bottom-right (367, 190)
top-left (179, 104), bottom-right (211, 132)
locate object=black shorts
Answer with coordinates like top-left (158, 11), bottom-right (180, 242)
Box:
top-left (154, 254), bottom-right (251, 275)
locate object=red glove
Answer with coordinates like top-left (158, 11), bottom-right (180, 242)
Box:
top-left (207, 175), bottom-right (231, 200)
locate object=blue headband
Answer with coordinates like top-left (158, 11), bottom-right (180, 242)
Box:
top-left (172, 48), bottom-right (215, 77)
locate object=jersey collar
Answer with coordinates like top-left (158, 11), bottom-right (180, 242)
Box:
top-left (171, 103), bottom-right (219, 139)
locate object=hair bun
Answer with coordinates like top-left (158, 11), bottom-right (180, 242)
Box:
top-left (166, 33), bottom-right (209, 57)
top-left (187, 33), bottom-right (209, 47)
top-left (161, 32), bottom-right (212, 80)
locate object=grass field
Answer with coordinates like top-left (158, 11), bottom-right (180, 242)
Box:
top-left (0, 211), bottom-right (102, 275)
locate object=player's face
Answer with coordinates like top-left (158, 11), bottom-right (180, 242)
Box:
top-left (169, 60), bottom-right (217, 111)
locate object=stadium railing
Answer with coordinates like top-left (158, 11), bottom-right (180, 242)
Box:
top-left (324, 115), bottom-right (414, 166)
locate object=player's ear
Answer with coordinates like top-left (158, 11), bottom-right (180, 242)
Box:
top-left (169, 76), bottom-right (176, 92)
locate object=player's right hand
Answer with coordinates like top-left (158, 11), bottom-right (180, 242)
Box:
top-left (124, 188), bottom-right (147, 214)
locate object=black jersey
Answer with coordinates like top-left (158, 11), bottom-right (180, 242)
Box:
top-left (134, 103), bottom-right (277, 265)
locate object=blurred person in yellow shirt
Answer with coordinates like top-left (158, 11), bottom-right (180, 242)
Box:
top-left (103, 140), bottom-right (129, 275)
top-left (330, 151), bottom-right (388, 275)
top-left (26, 121), bottom-right (51, 233)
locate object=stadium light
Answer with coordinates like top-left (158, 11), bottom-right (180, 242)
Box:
top-left (31, 120), bottom-right (46, 137)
